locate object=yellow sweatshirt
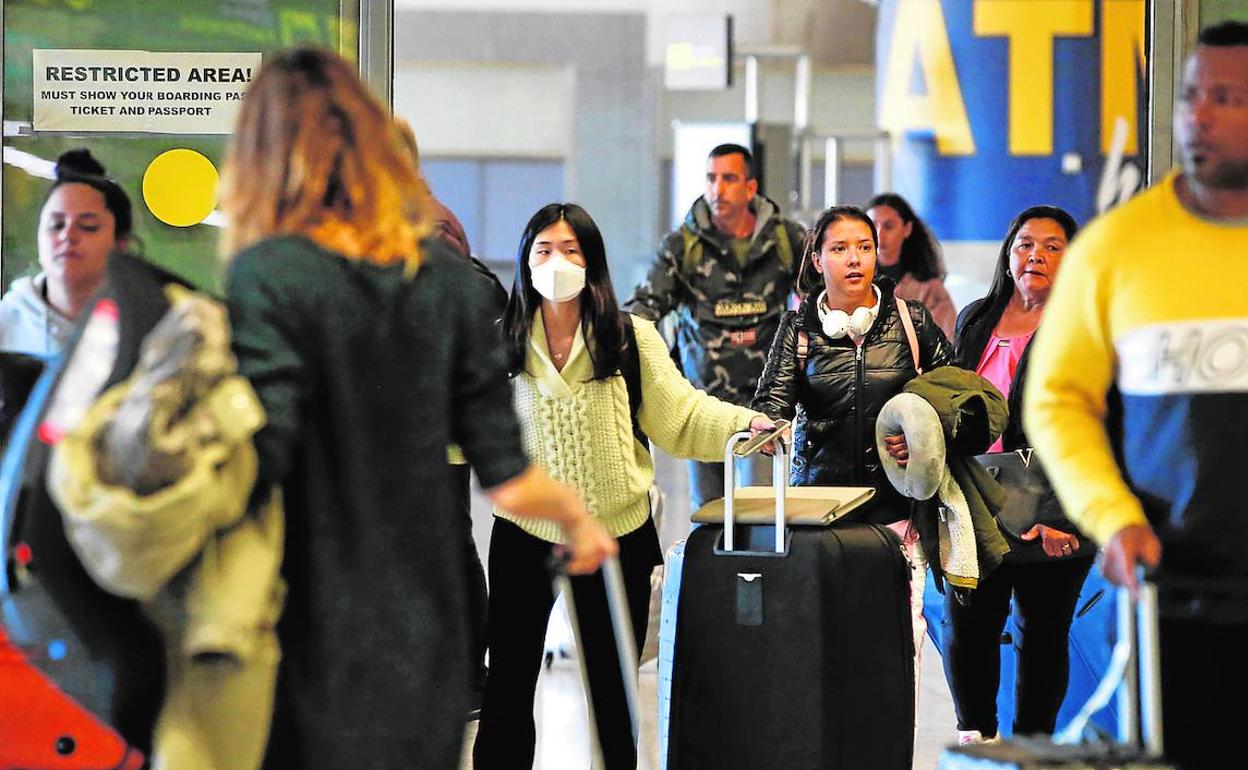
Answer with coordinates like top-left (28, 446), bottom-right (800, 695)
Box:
top-left (1024, 171), bottom-right (1248, 571)
top-left (498, 312), bottom-right (759, 543)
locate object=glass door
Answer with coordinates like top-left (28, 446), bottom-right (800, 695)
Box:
top-left (2, 0), bottom-right (382, 292)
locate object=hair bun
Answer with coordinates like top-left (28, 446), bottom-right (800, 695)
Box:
top-left (55, 148), bottom-right (107, 179)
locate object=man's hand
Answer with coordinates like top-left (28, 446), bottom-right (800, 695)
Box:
top-left (559, 515), bottom-right (618, 575)
top-left (883, 433), bottom-right (909, 467)
top-left (1101, 523), bottom-right (1162, 597)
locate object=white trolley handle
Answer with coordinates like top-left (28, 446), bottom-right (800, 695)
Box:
top-left (1055, 569), bottom-right (1163, 757)
top-left (554, 556), bottom-right (641, 762)
top-left (722, 431), bottom-right (788, 554)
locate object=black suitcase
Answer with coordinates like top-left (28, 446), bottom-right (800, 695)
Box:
top-left (667, 433), bottom-right (915, 770)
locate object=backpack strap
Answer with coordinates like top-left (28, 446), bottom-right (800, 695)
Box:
top-left (679, 227), bottom-right (702, 283)
top-left (796, 328), bottom-right (810, 372)
top-left (620, 314), bottom-right (648, 446)
top-left (894, 297), bottom-right (923, 374)
top-left (773, 220), bottom-right (794, 274)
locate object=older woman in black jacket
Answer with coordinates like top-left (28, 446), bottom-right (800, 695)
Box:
top-left (752, 205), bottom-right (954, 711)
top-left (942, 205), bottom-right (1094, 745)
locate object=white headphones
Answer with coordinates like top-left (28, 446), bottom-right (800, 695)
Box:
top-left (817, 286), bottom-right (881, 340)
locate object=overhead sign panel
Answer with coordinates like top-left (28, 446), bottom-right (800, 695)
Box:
top-left (875, 0), bottom-right (1149, 239)
top-left (664, 14), bottom-right (732, 91)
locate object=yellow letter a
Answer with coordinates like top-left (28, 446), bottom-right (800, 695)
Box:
top-left (879, 0), bottom-right (975, 157)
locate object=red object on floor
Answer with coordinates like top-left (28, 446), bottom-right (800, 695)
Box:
top-left (0, 624), bottom-right (144, 770)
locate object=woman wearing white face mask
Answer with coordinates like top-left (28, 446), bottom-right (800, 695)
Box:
top-left (474, 203), bottom-right (775, 770)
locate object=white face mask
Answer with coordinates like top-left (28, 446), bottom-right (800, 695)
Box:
top-left (530, 255), bottom-right (586, 303)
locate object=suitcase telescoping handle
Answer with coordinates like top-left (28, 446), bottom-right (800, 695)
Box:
top-left (1055, 569), bottom-right (1163, 757)
top-left (550, 555), bottom-right (641, 759)
top-left (722, 430), bottom-right (789, 553)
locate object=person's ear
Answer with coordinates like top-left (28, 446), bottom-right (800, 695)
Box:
top-left (746, 178), bottom-right (758, 198)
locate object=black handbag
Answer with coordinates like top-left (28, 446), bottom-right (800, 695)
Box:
top-left (974, 449), bottom-right (1087, 558)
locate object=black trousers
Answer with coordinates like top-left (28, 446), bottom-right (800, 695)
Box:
top-left (940, 555), bottom-right (1094, 736)
top-left (450, 463), bottom-right (489, 695)
top-left (473, 517), bottom-right (661, 770)
top-left (1157, 603), bottom-right (1248, 769)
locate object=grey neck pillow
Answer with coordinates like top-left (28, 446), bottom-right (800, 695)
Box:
top-left (875, 392), bottom-right (947, 501)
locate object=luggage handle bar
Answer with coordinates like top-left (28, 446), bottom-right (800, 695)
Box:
top-left (550, 555), bottom-right (640, 758)
top-left (1054, 569), bottom-right (1163, 757)
top-left (722, 431), bottom-right (788, 554)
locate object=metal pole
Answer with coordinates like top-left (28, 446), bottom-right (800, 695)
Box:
top-left (799, 135), bottom-right (814, 213)
top-left (603, 558), bottom-right (641, 748)
top-left (358, 0), bottom-right (394, 110)
top-left (744, 55), bottom-right (760, 126)
top-left (874, 133), bottom-right (893, 194)
top-left (1137, 581), bottom-right (1165, 757)
top-left (1116, 585), bottom-right (1140, 747)
top-left (794, 54), bottom-right (811, 133)
top-left (824, 136), bottom-right (843, 206)
top-left (1146, 0), bottom-right (1193, 184)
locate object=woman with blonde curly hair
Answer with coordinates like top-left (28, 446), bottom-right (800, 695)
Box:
top-left (220, 46), bottom-right (613, 770)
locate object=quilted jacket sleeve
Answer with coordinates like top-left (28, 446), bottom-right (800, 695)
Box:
top-left (751, 310), bottom-right (801, 422)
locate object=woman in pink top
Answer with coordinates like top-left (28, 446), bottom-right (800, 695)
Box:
top-left (941, 205), bottom-right (1094, 745)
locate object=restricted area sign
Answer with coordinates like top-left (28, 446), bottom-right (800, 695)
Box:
top-left (32, 49), bottom-right (263, 134)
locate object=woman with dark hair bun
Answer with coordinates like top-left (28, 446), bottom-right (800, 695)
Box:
top-left (867, 192), bottom-right (957, 339)
top-left (475, 202), bottom-right (775, 770)
top-left (0, 148), bottom-right (134, 356)
top-left (942, 205), bottom-right (1094, 745)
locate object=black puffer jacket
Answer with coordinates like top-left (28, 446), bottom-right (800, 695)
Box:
top-left (752, 280), bottom-right (954, 523)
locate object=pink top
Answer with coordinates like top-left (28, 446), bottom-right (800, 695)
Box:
top-left (975, 330), bottom-right (1035, 453)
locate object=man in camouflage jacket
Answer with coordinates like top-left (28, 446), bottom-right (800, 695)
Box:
top-left (625, 143), bottom-right (805, 509)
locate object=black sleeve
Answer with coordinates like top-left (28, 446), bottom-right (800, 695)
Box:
top-left (227, 247), bottom-right (311, 487)
top-left (467, 255), bottom-right (508, 313)
top-left (912, 302), bottom-right (956, 372)
top-left (751, 310), bottom-right (801, 421)
top-left (447, 261), bottom-right (530, 489)
top-left (953, 298), bottom-right (991, 369)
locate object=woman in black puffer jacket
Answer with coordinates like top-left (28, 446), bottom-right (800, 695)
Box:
top-left (752, 205), bottom-right (954, 520)
top-left (752, 206), bottom-right (954, 712)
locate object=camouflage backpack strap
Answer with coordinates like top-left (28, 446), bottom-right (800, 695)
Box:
top-left (773, 220), bottom-right (794, 274)
top-left (678, 226), bottom-right (703, 282)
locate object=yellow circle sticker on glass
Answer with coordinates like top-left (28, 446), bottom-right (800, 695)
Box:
top-left (143, 149), bottom-right (219, 227)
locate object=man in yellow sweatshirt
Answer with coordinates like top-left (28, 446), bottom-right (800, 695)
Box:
top-left (1024, 21), bottom-right (1248, 769)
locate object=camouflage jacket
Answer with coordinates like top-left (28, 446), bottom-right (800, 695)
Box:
top-left (625, 195), bottom-right (805, 406)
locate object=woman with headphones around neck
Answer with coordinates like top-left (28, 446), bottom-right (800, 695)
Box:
top-left (752, 205), bottom-right (955, 709)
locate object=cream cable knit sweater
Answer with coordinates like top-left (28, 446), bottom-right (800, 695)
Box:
top-left (498, 312), bottom-right (759, 543)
